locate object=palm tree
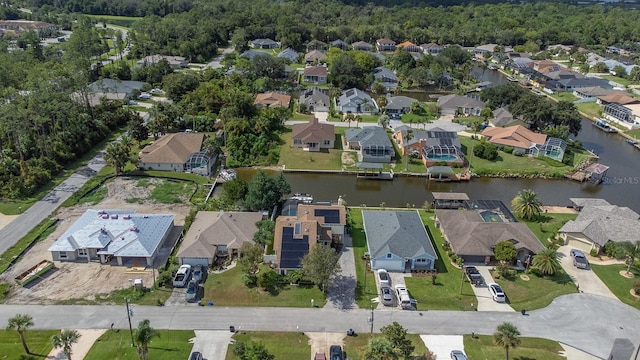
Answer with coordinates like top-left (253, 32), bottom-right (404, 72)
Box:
top-left (404, 129), bottom-right (414, 172)
top-left (511, 189), bottom-right (543, 220)
top-left (532, 247), bottom-right (561, 276)
top-left (493, 322), bottom-right (521, 360)
top-left (620, 241), bottom-right (640, 275)
top-left (52, 330), bottom-right (80, 360)
top-left (6, 314), bottom-right (34, 354)
top-left (135, 319), bottom-right (160, 360)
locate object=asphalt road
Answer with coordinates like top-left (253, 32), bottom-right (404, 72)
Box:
top-left (0, 294), bottom-right (636, 359)
top-left (0, 151), bottom-right (107, 255)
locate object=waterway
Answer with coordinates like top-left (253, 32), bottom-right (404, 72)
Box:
top-left (241, 67), bottom-right (640, 212)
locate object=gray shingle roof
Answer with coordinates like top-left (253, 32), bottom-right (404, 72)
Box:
top-left (437, 94), bottom-right (485, 110)
top-left (362, 210), bottom-right (437, 260)
top-left (385, 96), bottom-right (416, 110)
top-left (344, 126), bottom-right (392, 149)
top-left (277, 48), bottom-right (299, 62)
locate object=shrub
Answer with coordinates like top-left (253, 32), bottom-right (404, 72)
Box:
top-left (242, 274), bottom-right (257, 287)
top-left (590, 249), bottom-right (598, 257)
top-left (513, 151), bottom-right (524, 157)
top-left (503, 146), bottom-right (513, 154)
top-left (634, 280), bottom-right (640, 295)
top-left (528, 268), bottom-right (543, 277)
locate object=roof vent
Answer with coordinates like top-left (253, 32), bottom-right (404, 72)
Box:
top-left (111, 214), bottom-right (118, 219)
top-left (130, 227), bottom-right (138, 232)
top-left (102, 214), bottom-right (109, 219)
top-left (123, 214), bottom-right (131, 220)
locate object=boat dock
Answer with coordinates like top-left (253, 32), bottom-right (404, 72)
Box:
top-left (593, 119), bottom-right (618, 133)
top-left (565, 163), bottom-right (610, 184)
top-left (426, 166), bottom-right (471, 182)
top-left (356, 162), bottom-right (394, 180)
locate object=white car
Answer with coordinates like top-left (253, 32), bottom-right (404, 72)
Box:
top-left (488, 283), bottom-right (506, 303)
top-left (138, 92), bottom-right (152, 100)
top-left (380, 286), bottom-right (394, 306)
top-left (172, 264), bottom-right (191, 288)
top-left (150, 88), bottom-right (165, 94)
top-left (377, 269), bottom-right (390, 286)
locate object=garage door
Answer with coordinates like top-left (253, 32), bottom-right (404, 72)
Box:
top-left (182, 257), bottom-right (209, 267)
top-left (567, 239), bottom-right (592, 253)
top-left (372, 260), bottom-right (403, 272)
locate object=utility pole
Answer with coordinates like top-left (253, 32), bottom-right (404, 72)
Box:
top-left (369, 305), bottom-right (374, 334)
top-left (460, 261), bottom-right (465, 295)
top-left (125, 298), bottom-right (135, 347)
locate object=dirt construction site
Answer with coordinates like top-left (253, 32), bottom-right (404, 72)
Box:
top-left (0, 177), bottom-right (192, 304)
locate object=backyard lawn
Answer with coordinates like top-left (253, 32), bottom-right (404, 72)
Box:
top-left (591, 264), bottom-right (640, 309)
top-left (201, 264), bottom-right (326, 307)
top-left (464, 334), bottom-right (565, 360)
top-left (521, 213), bottom-right (578, 243)
top-left (0, 330), bottom-right (59, 359)
top-left (599, 74), bottom-right (634, 87)
top-left (549, 91), bottom-right (578, 102)
top-left (85, 329), bottom-right (194, 360)
top-left (344, 333), bottom-right (428, 360)
top-left (278, 132), bottom-right (344, 170)
top-left (494, 270), bottom-right (577, 311)
top-left (226, 331), bottom-right (309, 360)
top-left (575, 102), bottom-right (603, 119)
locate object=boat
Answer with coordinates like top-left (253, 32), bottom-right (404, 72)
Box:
top-left (289, 193), bottom-right (314, 203)
top-left (488, 64), bottom-right (498, 70)
top-left (626, 139), bottom-right (638, 145)
top-left (592, 120), bottom-right (618, 133)
top-left (15, 260), bottom-right (55, 287)
top-left (218, 168), bottom-right (237, 181)
top-left (506, 75), bottom-right (518, 82)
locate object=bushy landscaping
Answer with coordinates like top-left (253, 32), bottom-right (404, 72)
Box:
top-left (463, 334), bottom-right (565, 360)
top-left (0, 329), bottom-right (59, 359)
top-left (85, 329), bottom-right (194, 360)
top-left (226, 331), bottom-right (310, 360)
top-left (343, 333), bottom-right (428, 360)
top-left (591, 264), bottom-right (640, 309)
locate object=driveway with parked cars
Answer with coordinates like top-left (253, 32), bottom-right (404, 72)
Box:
top-left (471, 266), bottom-right (516, 312)
top-left (189, 330), bottom-right (234, 360)
top-left (557, 246), bottom-right (617, 299)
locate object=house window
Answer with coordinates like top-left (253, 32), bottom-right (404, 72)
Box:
top-left (78, 249), bottom-right (88, 256)
top-left (59, 252), bottom-right (67, 259)
top-left (416, 258), bottom-right (425, 263)
top-left (293, 139), bottom-right (302, 145)
top-left (386, 253), bottom-right (392, 259)
top-left (294, 222), bottom-right (302, 236)
top-left (324, 140), bottom-right (331, 145)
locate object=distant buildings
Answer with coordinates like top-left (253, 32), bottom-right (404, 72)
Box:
top-left (137, 55), bottom-right (187, 69)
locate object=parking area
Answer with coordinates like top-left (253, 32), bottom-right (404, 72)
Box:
top-left (190, 330), bottom-right (234, 360)
top-left (471, 266), bottom-right (515, 312)
top-left (420, 335), bottom-right (465, 360)
top-left (557, 245), bottom-right (617, 299)
top-left (374, 271), bottom-right (409, 310)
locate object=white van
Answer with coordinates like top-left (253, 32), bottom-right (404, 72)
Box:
top-left (394, 284), bottom-right (412, 309)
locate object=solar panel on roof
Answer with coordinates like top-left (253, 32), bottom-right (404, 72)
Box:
top-left (315, 209), bottom-right (340, 224)
top-left (280, 231), bottom-right (308, 268)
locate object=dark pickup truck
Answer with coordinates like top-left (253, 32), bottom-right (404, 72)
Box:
top-left (464, 266), bottom-right (484, 286)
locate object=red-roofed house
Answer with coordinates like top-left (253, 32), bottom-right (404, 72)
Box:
top-left (254, 92), bottom-right (291, 108)
top-left (397, 41), bottom-right (421, 53)
top-left (481, 125), bottom-right (567, 162)
top-left (291, 118), bottom-right (335, 152)
top-left (303, 66), bottom-right (328, 85)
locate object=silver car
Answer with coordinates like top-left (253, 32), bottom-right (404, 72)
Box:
top-left (488, 283), bottom-right (506, 303)
top-left (450, 350), bottom-right (468, 360)
top-left (381, 286), bottom-right (394, 306)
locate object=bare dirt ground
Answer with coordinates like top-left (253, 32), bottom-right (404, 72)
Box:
top-left (542, 206), bottom-right (578, 214)
top-left (0, 177), bottom-right (192, 304)
top-left (307, 332), bottom-right (345, 360)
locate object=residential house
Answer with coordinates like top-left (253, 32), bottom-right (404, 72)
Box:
top-left (299, 87), bottom-right (330, 112)
top-left (603, 103), bottom-right (640, 129)
top-left (336, 88), bottom-right (379, 114)
top-left (554, 77), bottom-right (611, 91)
top-left (373, 67), bottom-right (399, 90)
top-left (303, 65), bottom-right (328, 85)
top-left (368, 52), bottom-right (386, 63)
top-left (393, 125), bottom-right (465, 167)
top-left (435, 204), bottom-right (544, 264)
top-left (481, 125), bottom-right (566, 162)
top-left (597, 93), bottom-right (640, 107)
top-left (376, 38), bottom-right (397, 52)
top-left (306, 39), bottom-right (328, 51)
top-left (352, 41), bottom-right (373, 51)
top-left (277, 48), bottom-right (299, 63)
top-left (344, 126), bottom-right (394, 163)
top-left (509, 57), bottom-right (534, 70)
top-left (85, 79), bottom-right (146, 105)
top-left (420, 42), bottom-right (443, 56)
top-left (559, 198), bottom-right (640, 253)
top-left (385, 95), bottom-right (417, 117)
top-left (48, 209), bottom-right (174, 266)
top-left (0, 20), bottom-right (57, 37)
top-left (254, 92), bottom-right (291, 108)
top-left (533, 60), bottom-right (561, 73)
top-left (291, 118), bottom-right (335, 151)
top-left (250, 38), bottom-right (280, 49)
top-left (488, 107), bottom-right (526, 128)
top-left (397, 41), bottom-right (421, 53)
top-left (362, 210), bottom-right (437, 272)
top-left (474, 44), bottom-right (500, 58)
top-left (137, 55), bottom-right (187, 69)
top-left (589, 59), bottom-right (638, 76)
top-left (240, 49), bottom-right (269, 61)
top-left (138, 133), bottom-right (217, 176)
top-left (573, 86), bottom-right (617, 99)
top-left (177, 211), bottom-right (263, 267)
top-left (273, 203), bottom-right (346, 274)
top-left (330, 39), bottom-right (349, 50)
top-left (304, 50), bottom-right (327, 66)
top-left (437, 94), bottom-right (486, 116)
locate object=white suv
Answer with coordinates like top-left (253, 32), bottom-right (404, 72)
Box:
top-left (173, 264), bottom-right (192, 288)
top-left (377, 269), bottom-right (390, 286)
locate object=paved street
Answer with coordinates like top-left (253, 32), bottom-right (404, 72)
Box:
top-left (0, 293), bottom-right (636, 359)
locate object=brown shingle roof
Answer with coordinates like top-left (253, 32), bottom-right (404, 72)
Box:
top-left (139, 133), bottom-right (204, 164)
top-left (482, 125), bottom-right (547, 149)
top-left (304, 50), bottom-right (327, 62)
top-left (598, 93), bottom-right (640, 105)
top-left (304, 66), bottom-right (328, 76)
top-left (254, 92), bottom-right (291, 108)
top-left (292, 118), bottom-right (335, 144)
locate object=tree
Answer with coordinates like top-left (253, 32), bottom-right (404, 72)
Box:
top-left (243, 170), bottom-right (291, 211)
top-left (493, 322), bottom-right (521, 360)
top-left (619, 241), bottom-right (640, 275)
top-left (544, 125), bottom-right (570, 141)
top-left (532, 247), bottom-right (561, 276)
top-left (612, 65), bottom-right (627, 77)
top-left (494, 240), bottom-right (517, 265)
top-left (511, 189), bottom-right (542, 220)
top-left (591, 62), bottom-right (609, 73)
top-left (222, 178), bottom-right (248, 204)
top-left (127, 116), bottom-right (149, 143)
top-left (301, 244), bottom-right (341, 293)
top-left (104, 136), bottom-right (133, 174)
top-left (162, 72), bottom-right (200, 102)
top-left (233, 341), bottom-right (275, 360)
top-left (6, 314), bottom-right (34, 354)
top-left (239, 242), bottom-right (265, 275)
top-left (480, 107), bottom-right (494, 121)
top-left (365, 337), bottom-right (397, 360)
top-left (52, 330), bottom-right (81, 360)
top-left (404, 129), bottom-right (414, 171)
top-left (378, 114), bottom-right (390, 128)
top-left (253, 220), bottom-right (276, 245)
top-left (381, 322), bottom-right (414, 359)
top-left (135, 319), bottom-right (160, 360)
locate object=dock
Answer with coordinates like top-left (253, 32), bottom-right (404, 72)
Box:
top-left (593, 119), bottom-right (618, 133)
top-left (565, 163), bottom-right (610, 184)
top-left (426, 166), bottom-right (471, 182)
top-left (355, 162), bottom-right (394, 180)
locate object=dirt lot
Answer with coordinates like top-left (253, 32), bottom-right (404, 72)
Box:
top-left (0, 177), bottom-right (192, 304)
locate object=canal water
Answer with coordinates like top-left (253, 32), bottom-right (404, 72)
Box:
top-left (240, 66), bottom-right (640, 212)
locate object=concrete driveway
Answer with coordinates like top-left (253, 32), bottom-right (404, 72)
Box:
top-left (472, 266), bottom-right (516, 312)
top-left (190, 330), bottom-right (234, 360)
top-left (324, 234), bottom-right (358, 310)
top-left (420, 335), bottom-right (465, 359)
top-left (557, 246), bottom-right (617, 299)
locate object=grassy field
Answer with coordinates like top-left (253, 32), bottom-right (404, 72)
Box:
top-left (226, 331), bottom-right (310, 360)
top-left (626, 128), bottom-right (640, 138)
top-left (344, 333), bottom-right (429, 359)
top-left (0, 329), bottom-right (59, 359)
top-left (85, 329), bottom-right (194, 360)
top-left (599, 74), bottom-right (634, 87)
top-left (575, 102), bottom-right (603, 119)
top-left (200, 264), bottom-right (326, 307)
top-left (460, 137), bottom-right (592, 177)
top-left (290, 112), bottom-right (315, 121)
top-left (464, 334), bottom-right (565, 360)
top-left (591, 264), bottom-right (640, 309)
top-left (549, 92), bottom-right (578, 102)
top-left (350, 209), bottom-right (378, 308)
top-left (87, 15), bottom-right (142, 28)
top-left (278, 132), bottom-right (344, 170)
top-left (494, 269), bottom-right (577, 311)
top-left (521, 213), bottom-right (578, 243)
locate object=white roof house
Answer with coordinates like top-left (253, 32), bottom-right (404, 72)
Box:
top-left (48, 209), bottom-right (174, 266)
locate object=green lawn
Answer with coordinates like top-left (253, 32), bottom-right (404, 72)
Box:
top-left (87, 15), bottom-right (142, 28)
top-left (591, 264), bottom-right (640, 309)
top-left (344, 333), bottom-right (428, 360)
top-left (626, 128), bottom-right (640, 139)
top-left (494, 270), bottom-right (577, 311)
top-left (278, 132), bottom-right (344, 170)
top-left (350, 209), bottom-right (378, 308)
top-left (521, 213), bottom-right (578, 243)
top-left (599, 74), bottom-right (634, 87)
top-left (464, 334), bottom-right (565, 360)
top-left (549, 91), bottom-right (578, 102)
top-left (201, 264), bottom-right (326, 307)
top-left (0, 330), bottom-right (59, 359)
top-left (575, 102), bottom-right (603, 119)
top-left (290, 111), bottom-right (315, 121)
top-left (460, 137), bottom-right (592, 178)
top-left (150, 180), bottom-right (196, 204)
top-left (85, 329), bottom-right (194, 360)
top-left (226, 332), bottom-right (310, 360)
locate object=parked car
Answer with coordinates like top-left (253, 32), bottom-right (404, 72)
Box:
top-left (188, 351), bottom-right (203, 360)
top-left (450, 350), bottom-right (468, 360)
top-left (394, 284), bottom-right (412, 309)
top-left (571, 249), bottom-right (589, 269)
top-left (150, 88), bottom-right (165, 95)
top-left (329, 345), bottom-right (343, 360)
top-left (138, 92), bottom-right (152, 100)
top-left (185, 280), bottom-right (198, 302)
top-left (192, 265), bottom-right (205, 284)
top-left (377, 269), bottom-right (390, 286)
top-left (464, 266), bottom-right (483, 286)
top-left (488, 283), bottom-right (506, 303)
top-left (381, 286), bottom-right (394, 306)
top-left (173, 264), bottom-right (192, 288)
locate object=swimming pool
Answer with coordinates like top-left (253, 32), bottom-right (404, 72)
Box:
top-left (480, 210), bottom-right (503, 222)
top-left (427, 154), bottom-right (458, 161)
